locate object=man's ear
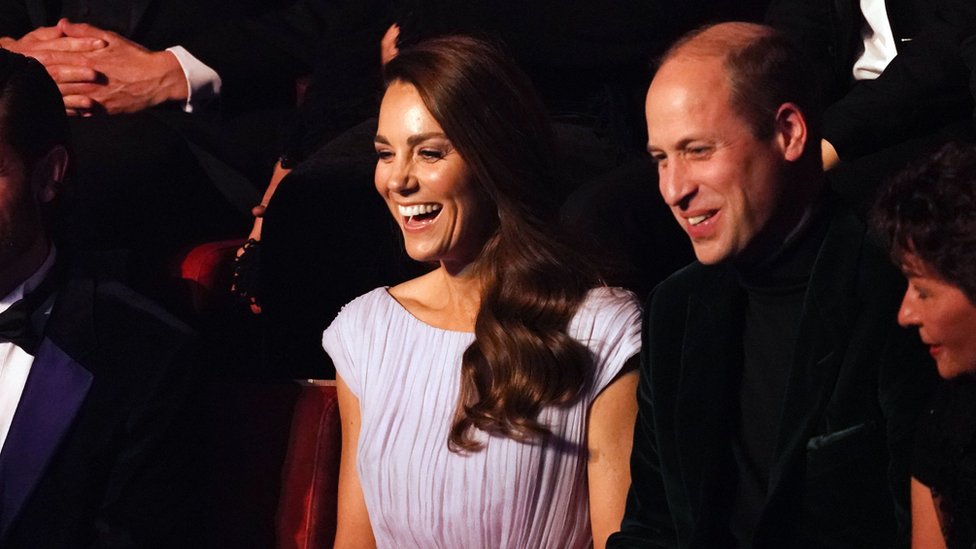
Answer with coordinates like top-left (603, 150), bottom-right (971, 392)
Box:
top-left (33, 145), bottom-right (68, 204)
top-left (774, 102), bottom-right (808, 162)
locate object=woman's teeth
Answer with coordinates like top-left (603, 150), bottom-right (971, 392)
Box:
top-left (398, 203), bottom-right (442, 217)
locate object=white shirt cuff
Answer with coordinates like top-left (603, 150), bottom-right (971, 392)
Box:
top-left (166, 46), bottom-right (222, 113)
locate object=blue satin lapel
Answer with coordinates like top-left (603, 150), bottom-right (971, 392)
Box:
top-left (0, 338), bottom-right (92, 539)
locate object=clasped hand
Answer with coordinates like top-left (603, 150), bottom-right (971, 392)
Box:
top-left (0, 18), bottom-right (187, 116)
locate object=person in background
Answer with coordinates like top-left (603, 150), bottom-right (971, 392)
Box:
top-left (0, 49), bottom-right (203, 548)
top-left (326, 36), bottom-right (640, 548)
top-left (609, 22), bottom-right (934, 547)
top-left (767, 0), bottom-right (976, 209)
top-left (871, 141), bottom-right (976, 548)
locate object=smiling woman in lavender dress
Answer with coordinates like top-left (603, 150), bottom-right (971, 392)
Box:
top-left (322, 36), bottom-right (640, 549)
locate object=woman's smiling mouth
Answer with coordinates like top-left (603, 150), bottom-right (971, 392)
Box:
top-left (398, 203), bottom-right (443, 228)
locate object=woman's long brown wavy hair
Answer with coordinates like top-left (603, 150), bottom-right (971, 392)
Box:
top-left (383, 36), bottom-right (602, 452)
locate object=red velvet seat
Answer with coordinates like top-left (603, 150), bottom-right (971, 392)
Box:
top-left (179, 238), bottom-right (246, 312)
top-left (276, 381), bottom-right (342, 549)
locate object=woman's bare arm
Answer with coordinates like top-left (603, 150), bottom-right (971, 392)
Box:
top-left (333, 375), bottom-right (376, 548)
top-left (587, 358), bottom-right (639, 549)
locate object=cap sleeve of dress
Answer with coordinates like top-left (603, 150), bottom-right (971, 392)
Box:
top-left (322, 288), bottom-right (388, 399)
top-left (569, 287), bottom-right (642, 399)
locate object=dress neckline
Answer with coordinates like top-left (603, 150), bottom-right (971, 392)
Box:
top-left (382, 287), bottom-right (476, 335)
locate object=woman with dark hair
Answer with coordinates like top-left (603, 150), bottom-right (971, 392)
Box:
top-left (324, 36), bottom-right (639, 548)
top-left (871, 141), bottom-right (976, 548)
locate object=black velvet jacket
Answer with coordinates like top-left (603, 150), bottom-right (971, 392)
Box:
top-left (609, 200), bottom-right (936, 548)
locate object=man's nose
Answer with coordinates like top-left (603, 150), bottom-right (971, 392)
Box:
top-left (658, 159), bottom-right (693, 208)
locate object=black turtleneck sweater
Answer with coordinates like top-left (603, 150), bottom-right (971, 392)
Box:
top-left (728, 206), bottom-right (830, 547)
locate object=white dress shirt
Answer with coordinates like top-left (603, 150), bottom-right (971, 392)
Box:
top-left (0, 248), bottom-right (56, 452)
top-left (853, 0), bottom-right (899, 80)
top-left (166, 46), bottom-right (223, 113)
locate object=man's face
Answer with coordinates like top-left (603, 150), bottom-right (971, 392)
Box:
top-left (645, 56), bottom-right (790, 265)
top-left (0, 136), bottom-right (47, 274)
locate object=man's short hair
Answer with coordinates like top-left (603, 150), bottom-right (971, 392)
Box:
top-left (871, 142), bottom-right (976, 303)
top-left (660, 22), bottom-right (822, 146)
top-left (0, 49), bottom-right (70, 168)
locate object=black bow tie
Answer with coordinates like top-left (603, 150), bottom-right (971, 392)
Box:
top-left (0, 299), bottom-right (39, 354)
top-left (0, 266), bottom-right (61, 355)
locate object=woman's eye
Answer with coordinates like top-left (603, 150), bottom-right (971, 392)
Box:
top-left (375, 149), bottom-right (393, 161)
top-left (419, 149), bottom-right (445, 160)
top-left (912, 283), bottom-right (929, 300)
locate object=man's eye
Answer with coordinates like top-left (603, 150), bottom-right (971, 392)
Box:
top-left (649, 153), bottom-right (666, 164)
top-left (687, 146), bottom-right (712, 157)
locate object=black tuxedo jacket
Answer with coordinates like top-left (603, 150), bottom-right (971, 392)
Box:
top-left (766, 0), bottom-right (976, 160)
top-left (608, 204), bottom-right (935, 547)
top-left (0, 277), bottom-right (201, 548)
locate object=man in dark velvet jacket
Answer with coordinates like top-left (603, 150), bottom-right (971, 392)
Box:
top-left (0, 50), bottom-right (202, 548)
top-left (608, 23), bottom-right (934, 547)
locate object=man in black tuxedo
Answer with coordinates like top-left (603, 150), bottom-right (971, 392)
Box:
top-left (0, 49), bottom-right (202, 547)
top-left (608, 23), bottom-right (934, 547)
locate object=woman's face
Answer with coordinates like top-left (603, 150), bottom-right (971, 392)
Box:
top-left (374, 81), bottom-right (494, 272)
top-left (897, 253), bottom-right (976, 379)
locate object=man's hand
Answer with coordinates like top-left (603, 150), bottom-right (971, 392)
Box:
top-left (43, 19), bottom-right (188, 115)
top-left (0, 24), bottom-right (105, 56)
top-left (0, 24), bottom-right (106, 114)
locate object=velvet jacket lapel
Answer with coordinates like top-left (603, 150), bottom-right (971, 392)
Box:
top-left (760, 208), bottom-right (865, 529)
top-left (674, 266), bottom-right (742, 532)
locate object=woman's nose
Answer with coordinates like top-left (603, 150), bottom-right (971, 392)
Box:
top-left (387, 160), bottom-right (417, 194)
top-left (897, 288), bottom-right (919, 328)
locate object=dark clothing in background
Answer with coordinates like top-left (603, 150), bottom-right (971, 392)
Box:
top-left (767, 0), bottom-right (976, 208)
top-left (913, 379), bottom-right (976, 548)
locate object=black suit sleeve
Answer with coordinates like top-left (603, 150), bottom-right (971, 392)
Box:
top-left (607, 289), bottom-right (678, 548)
top-left (83, 291), bottom-right (205, 549)
top-left (180, 0), bottom-right (390, 112)
top-left (91, 341), bottom-right (204, 548)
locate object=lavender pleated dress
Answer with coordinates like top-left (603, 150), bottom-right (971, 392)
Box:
top-left (323, 286), bottom-right (640, 549)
